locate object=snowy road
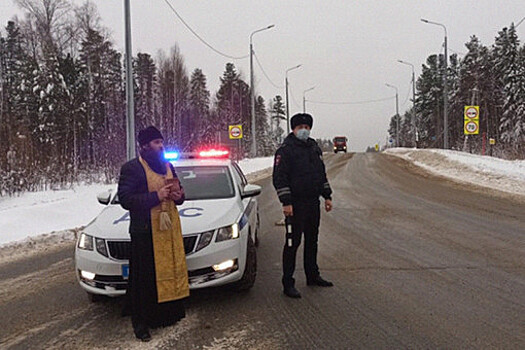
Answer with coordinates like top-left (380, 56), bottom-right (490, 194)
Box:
top-left (1, 152), bottom-right (524, 349)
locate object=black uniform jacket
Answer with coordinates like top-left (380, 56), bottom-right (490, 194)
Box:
top-left (118, 158), bottom-right (184, 234)
top-left (272, 133), bottom-right (332, 205)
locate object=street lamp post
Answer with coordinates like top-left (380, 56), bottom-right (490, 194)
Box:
top-left (398, 59), bottom-right (417, 147)
top-left (250, 24), bottom-right (274, 158)
top-left (421, 18), bottom-right (448, 149)
top-left (124, 0), bottom-right (135, 160)
top-left (285, 64), bottom-right (302, 134)
top-left (385, 83), bottom-right (399, 147)
top-left (303, 86), bottom-right (315, 113)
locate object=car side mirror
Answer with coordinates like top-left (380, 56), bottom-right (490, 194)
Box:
top-left (241, 184), bottom-right (261, 199)
top-left (97, 190), bottom-right (112, 205)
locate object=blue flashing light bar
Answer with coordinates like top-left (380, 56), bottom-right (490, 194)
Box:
top-left (164, 151), bottom-right (180, 160)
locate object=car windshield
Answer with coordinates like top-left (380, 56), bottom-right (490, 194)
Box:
top-left (334, 137), bottom-right (346, 142)
top-left (175, 166), bottom-right (235, 200)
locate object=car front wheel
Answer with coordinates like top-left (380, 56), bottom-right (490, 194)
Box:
top-left (234, 235), bottom-right (257, 291)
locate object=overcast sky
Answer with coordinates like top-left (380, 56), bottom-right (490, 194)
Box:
top-left (1, 1), bottom-right (524, 151)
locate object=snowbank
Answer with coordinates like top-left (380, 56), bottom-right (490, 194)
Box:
top-left (385, 148), bottom-right (525, 197)
top-left (0, 157), bottom-right (274, 246)
top-left (0, 184), bottom-right (114, 245)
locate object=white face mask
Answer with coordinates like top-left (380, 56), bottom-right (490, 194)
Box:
top-left (296, 128), bottom-right (310, 141)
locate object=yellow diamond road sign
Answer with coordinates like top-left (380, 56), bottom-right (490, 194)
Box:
top-left (229, 125), bottom-right (243, 139)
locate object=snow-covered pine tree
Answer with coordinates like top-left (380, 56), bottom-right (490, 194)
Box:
top-left (493, 24), bottom-right (525, 153)
top-left (215, 63), bottom-right (250, 158)
top-left (134, 53), bottom-right (156, 131)
top-left (189, 68), bottom-right (210, 148)
top-left (269, 95), bottom-right (286, 146)
top-left (255, 95), bottom-right (272, 156)
top-left (415, 54), bottom-right (444, 148)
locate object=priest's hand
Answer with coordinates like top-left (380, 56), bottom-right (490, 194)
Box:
top-left (157, 184), bottom-right (172, 201)
top-left (169, 188), bottom-right (184, 202)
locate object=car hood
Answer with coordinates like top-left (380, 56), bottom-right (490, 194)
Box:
top-left (83, 198), bottom-right (242, 240)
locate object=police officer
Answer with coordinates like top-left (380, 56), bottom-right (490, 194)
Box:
top-left (273, 113), bottom-right (333, 298)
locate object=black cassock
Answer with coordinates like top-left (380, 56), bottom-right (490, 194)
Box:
top-left (118, 158), bottom-right (186, 332)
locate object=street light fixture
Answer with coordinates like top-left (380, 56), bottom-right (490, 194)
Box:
top-left (303, 86), bottom-right (315, 113)
top-left (421, 18), bottom-right (448, 149)
top-left (285, 64), bottom-right (302, 134)
top-left (250, 24), bottom-right (275, 158)
top-left (398, 59), bottom-right (417, 147)
top-left (385, 83), bottom-right (399, 147)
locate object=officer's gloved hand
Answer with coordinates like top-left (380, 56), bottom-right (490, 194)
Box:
top-left (324, 199), bottom-right (332, 212)
top-left (283, 205), bottom-right (293, 217)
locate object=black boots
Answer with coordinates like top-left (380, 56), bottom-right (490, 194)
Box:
top-left (307, 276), bottom-right (334, 287)
top-left (135, 327), bottom-right (151, 342)
top-left (284, 276), bottom-right (333, 297)
top-left (283, 286), bottom-right (302, 298)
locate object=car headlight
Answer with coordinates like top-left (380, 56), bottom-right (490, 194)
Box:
top-left (216, 223), bottom-right (239, 242)
top-left (195, 230), bottom-right (214, 252)
top-left (78, 233), bottom-right (94, 250)
top-left (96, 238), bottom-right (108, 257)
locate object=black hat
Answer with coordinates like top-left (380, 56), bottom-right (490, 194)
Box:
top-left (290, 113), bottom-right (313, 130)
top-left (138, 126), bottom-right (163, 146)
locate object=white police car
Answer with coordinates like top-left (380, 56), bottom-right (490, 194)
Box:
top-left (75, 149), bottom-right (261, 300)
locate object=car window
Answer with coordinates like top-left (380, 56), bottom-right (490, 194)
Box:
top-left (175, 166), bottom-right (235, 200)
top-left (231, 162), bottom-right (247, 186)
top-left (230, 164), bottom-right (245, 194)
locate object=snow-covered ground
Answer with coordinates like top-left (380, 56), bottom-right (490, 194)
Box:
top-left (385, 148), bottom-right (525, 197)
top-left (0, 156), bottom-right (274, 246)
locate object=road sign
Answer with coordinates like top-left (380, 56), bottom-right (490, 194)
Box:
top-left (464, 105), bottom-right (479, 120)
top-left (228, 125), bottom-right (243, 139)
top-left (375, 144), bottom-right (379, 152)
top-left (464, 120), bottom-right (479, 135)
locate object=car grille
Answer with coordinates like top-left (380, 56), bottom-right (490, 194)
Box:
top-left (107, 235), bottom-right (198, 260)
top-left (107, 241), bottom-right (130, 260)
top-left (183, 235), bottom-right (198, 254)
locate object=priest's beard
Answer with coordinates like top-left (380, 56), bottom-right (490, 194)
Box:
top-left (140, 148), bottom-right (166, 175)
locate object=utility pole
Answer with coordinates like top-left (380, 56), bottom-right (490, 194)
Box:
top-left (444, 33), bottom-right (448, 149)
top-left (398, 60), bottom-right (417, 147)
top-left (285, 64), bottom-right (302, 134)
top-left (0, 46), bottom-right (3, 131)
top-left (249, 24), bottom-right (274, 158)
top-left (421, 18), bottom-right (448, 149)
top-left (303, 86), bottom-right (315, 113)
top-left (124, 0), bottom-right (135, 160)
top-left (386, 83), bottom-right (399, 147)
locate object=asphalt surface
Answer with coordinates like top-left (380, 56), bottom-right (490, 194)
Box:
top-left (1, 152), bottom-right (524, 349)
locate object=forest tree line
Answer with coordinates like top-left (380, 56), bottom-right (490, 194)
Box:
top-left (389, 24), bottom-right (525, 158)
top-left (0, 0), bottom-right (292, 195)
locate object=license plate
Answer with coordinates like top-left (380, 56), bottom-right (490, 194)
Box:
top-left (122, 264), bottom-right (129, 279)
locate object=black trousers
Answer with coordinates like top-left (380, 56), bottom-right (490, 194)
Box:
top-left (282, 199), bottom-right (321, 288)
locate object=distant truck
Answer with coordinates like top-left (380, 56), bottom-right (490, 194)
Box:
top-left (333, 136), bottom-right (348, 153)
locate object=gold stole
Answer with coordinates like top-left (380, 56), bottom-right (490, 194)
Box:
top-left (139, 157), bottom-right (190, 303)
